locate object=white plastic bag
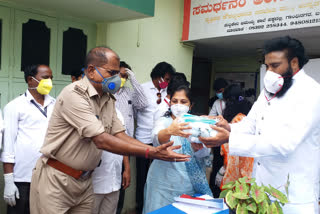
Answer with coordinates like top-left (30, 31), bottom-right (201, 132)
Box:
top-left (180, 114), bottom-right (218, 143)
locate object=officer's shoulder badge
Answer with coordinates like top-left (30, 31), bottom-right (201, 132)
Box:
top-left (73, 83), bottom-right (87, 95)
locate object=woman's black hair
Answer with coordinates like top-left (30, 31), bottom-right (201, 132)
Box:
top-left (263, 36), bottom-right (309, 68)
top-left (213, 78), bottom-right (228, 91)
top-left (164, 85), bottom-right (193, 117)
top-left (223, 84), bottom-right (252, 122)
top-left (167, 72), bottom-right (190, 96)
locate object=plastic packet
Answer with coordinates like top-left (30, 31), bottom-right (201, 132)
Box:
top-left (179, 114), bottom-right (218, 143)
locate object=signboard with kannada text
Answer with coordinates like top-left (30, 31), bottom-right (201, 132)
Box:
top-left (182, 0), bottom-right (320, 41)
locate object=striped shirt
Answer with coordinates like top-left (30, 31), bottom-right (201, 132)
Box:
top-left (114, 70), bottom-right (148, 137)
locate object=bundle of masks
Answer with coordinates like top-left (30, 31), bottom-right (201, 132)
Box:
top-left (178, 114), bottom-right (218, 144)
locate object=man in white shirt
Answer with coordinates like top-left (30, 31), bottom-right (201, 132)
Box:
top-left (92, 109), bottom-right (126, 214)
top-left (153, 72), bottom-right (189, 122)
top-left (135, 62), bottom-right (175, 213)
top-left (1, 65), bottom-right (55, 214)
top-left (201, 36), bottom-right (320, 214)
top-left (115, 61), bottom-right (148, 214)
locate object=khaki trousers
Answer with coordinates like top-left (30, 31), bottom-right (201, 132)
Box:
top-left (92, 191), bottom-right (120, 214)
top-left (30, 158), bottom-right (94, 214)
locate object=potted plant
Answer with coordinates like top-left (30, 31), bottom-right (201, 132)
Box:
top-left (219, 176), bottom-right (289, 214)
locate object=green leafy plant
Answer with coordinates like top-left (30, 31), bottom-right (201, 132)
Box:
top-left (219, 176), bottom-right (289, 214)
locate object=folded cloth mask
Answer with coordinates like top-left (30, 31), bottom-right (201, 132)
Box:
top-left (178, 114), bottom-right (218, 144)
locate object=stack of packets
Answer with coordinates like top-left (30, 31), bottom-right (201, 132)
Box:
top-left (148, 194), bottom-right (229, 214)
top-left (178, 114), bottom-right (218, 144)
top-left (173, 194), bottom-right (229, 214)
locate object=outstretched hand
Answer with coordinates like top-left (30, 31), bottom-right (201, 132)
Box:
top-left (199, 125), bottom-right (230, 148)
top-left (206, 115), bottom-right (231, 131)
top-left (167, 118), bottom-right (192, 138)
top-left (151, 141), bottom-right (190, 162)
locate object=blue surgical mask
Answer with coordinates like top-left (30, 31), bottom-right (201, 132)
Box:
top-left (216, 92), bottom-right (223, 99)
top-left (90, 67), bottom-right (121, 94)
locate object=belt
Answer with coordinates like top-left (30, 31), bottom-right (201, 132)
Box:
top-left (47, 158), bottom-right (92, 180)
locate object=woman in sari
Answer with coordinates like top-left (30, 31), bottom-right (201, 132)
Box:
top-left (143, 85), bottom-right (212, 214)
top-left (215, 84), bottom-right (254, 188)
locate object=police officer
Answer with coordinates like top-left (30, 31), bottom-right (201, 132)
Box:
top-left (29, 47), bottom-right (189, 214)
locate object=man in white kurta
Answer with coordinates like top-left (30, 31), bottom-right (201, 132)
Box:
top-left (229, 69), bottom-right (320, 213)
top-left (200, 36), bottom-right (320, 214)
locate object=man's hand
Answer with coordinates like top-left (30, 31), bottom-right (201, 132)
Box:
top-left (150, 141), bottom-right (190, 162)
top-left (122, 156), bottom-right (131, 190)
top-left (199, 125), bottom-right (230, 148)
top-left (122, 169), bottom-right (131, 190)
top-left (207, 115), bottom-right (231, 132)
top-left (3, 173), bottom-right (19, 207)
top-left (126, 68), bottom-right (134, 79)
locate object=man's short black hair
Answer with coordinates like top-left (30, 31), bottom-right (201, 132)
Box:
top-left (150, 62), bottom-right (176, 79)
top-left (263, 36), bottom-right (309, 69)
top-left (71, 68), bottom-right (84, 79)
top-left (85, 46), bottom-right (120, 67)
top-left (24, 65), bottom-right (40, 83)
top-left (213, 78), bottom-right (228, 91)
top-left (120, 61), bottom-right (132, 70)
top-left (167, 72), bottom-right (190, 96)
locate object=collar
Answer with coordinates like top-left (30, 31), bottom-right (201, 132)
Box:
top-left (292, 68), bottom-right (305, 80)
top-left (148, 80), bottom-right (157, 90)
top-left (82, 76), bottom-right (99, 98)
top-left (116, 87), bottom-right (124, 95)
top-left (82, 75), bottom-right (113, 102)
top-left (264, 69), bottom-right (305, 101)
top-left (148, 80), bottom-right (167, 93)
top-left (25, 89), bottom-right (54, 107)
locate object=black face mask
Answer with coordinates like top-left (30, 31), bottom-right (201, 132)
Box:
top-left (269, 65), bottom-right (294, 98)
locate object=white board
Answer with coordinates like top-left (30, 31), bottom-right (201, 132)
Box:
top-left (303, 58), bottom-right (320, 84)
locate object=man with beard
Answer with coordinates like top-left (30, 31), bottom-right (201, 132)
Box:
top-left (200, 36), bottom-right (320, 214)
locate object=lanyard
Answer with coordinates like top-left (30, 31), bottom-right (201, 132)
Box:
top-left (25, 93), bottom-right (47, 118)
top-left (164, 98), bottom-right (170, 107)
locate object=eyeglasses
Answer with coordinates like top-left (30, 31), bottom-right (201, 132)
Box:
top-left (107, 70), bottom-right (120, 76)
top-left (156, 92), bottom-right (161, 104)
top-left (96, 66), bottom-right (120, 76)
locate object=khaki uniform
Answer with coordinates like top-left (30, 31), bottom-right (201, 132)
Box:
top-left (30, 76), bottom-right (125, 214)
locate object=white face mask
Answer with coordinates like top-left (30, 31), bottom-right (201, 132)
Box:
top-left (171, 104), bottom-right (189, 118)
top-left (263, 70), bottom-right (284, 94)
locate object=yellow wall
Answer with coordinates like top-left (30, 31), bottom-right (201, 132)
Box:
top-left (97, 0), bottom-right (194, 83)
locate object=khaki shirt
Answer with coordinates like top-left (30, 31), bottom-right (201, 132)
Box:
top-left (40, 76), bottom-right (125, 171)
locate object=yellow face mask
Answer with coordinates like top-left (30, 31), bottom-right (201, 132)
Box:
top-left (32, 77), bottom-right (53, 95)
top-left (120, 78), bottom-right (127, 88)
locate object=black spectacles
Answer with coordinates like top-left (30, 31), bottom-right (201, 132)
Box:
top-left (107, 70), bottom-right (120, 76)
top-left (96, 66), bottom-right (120, 76)
top-left (157, 93), bottom-right (161, 104)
